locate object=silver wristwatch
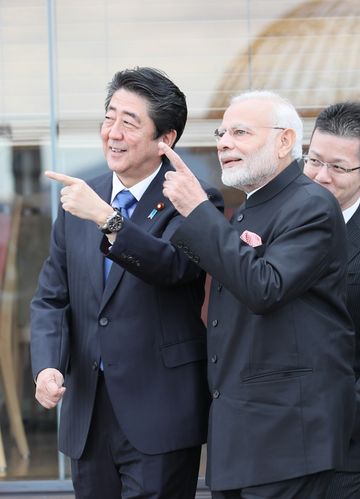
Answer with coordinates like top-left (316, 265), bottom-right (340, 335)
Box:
top-left (99, 209), bottom-right (124, 234)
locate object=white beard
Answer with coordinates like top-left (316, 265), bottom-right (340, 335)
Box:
top-left (221, 135), bottom-right (278, 191)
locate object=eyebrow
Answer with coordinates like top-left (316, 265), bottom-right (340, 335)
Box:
top-left (223, 122), bottom-right (256, 130)
top-left (309, 150), bottom-right (348, 164)
top-left (107, 106), bottom-right (141, 124)
top-left (233, 122), bottom-right (250, 129)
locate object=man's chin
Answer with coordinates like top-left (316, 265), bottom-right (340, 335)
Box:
top-left (222, 170), bottom-right (246, 189)
top-left (107, 161), bottom-right (127, 174)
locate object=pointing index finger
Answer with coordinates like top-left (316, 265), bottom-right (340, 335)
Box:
top-left (158, 142), bottom-right (190, 174)
top-left (45, 170), bottom-right (81, 186)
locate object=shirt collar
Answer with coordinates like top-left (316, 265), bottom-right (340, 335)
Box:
top-left (110, 164), bottom-right (162, 204)
top-left (343, 196), bottom-right (360, 224)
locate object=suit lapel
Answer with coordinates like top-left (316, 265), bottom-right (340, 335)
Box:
top-left (130, 162), bottom-right (170, 230)
top-left (85, 173), bottom-right (112, 303)
top-left (347, 205), bottom-right (360, 264)
top-left (100, 259), bottom-right (126, 310)
top-left (100, 162), bottom-right (172, 309)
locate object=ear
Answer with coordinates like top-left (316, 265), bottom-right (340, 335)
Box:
top-left (277, 128), bottom-right (296, 159)
top-left (160, 129), bottom-right (177, 149)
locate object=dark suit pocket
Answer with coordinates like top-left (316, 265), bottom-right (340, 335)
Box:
top-left (160, 339), bottom-right (207, 368)
top-left (241, 368), bottom-right (313, 384)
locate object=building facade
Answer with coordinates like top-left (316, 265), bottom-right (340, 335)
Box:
top-left (0, 0), bottom-right (359, 494)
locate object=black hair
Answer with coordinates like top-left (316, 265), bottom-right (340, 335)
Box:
top-left (105, 67), bottom-right (187, 147)
top-left (314, 102), bottom-right (360, 140)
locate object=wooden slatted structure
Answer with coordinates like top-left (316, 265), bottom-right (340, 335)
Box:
top-left (0, 196), bottom-right (30, 472)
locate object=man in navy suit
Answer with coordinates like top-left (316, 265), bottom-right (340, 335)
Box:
top-left (31, 67), bottom-right (222, 499)
top-left (304, 102), bottom-right (360, 499)
top-left (160, 91), bottom-right (356, 498)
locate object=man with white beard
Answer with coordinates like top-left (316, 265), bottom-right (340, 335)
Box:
top-left (159, 90), bottom-right (356, 499)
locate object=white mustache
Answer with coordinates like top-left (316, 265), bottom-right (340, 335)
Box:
top-left (219, 153), bottom-right (244, 163)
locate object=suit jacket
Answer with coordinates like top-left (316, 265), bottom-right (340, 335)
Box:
top-left (172, 161), bottom-right (356, 490)
top-left (340, 202), bottom-right (360, 471)
top-left (31, 159), bottom-right (223, 459)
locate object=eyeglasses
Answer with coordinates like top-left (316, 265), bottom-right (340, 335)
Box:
top-left (303, 155), bottom-right (360, 175)
top-left (214, 125), bottom-right (285, 142)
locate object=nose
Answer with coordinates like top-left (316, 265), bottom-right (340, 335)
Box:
top-left (313, 164), bottom-right (332, 183)
top-left (108, 119), bottom-right (125, 140)
top-left (216, 131), bottom-right (234, 151)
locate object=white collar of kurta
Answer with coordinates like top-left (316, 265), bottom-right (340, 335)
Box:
top-left (110, 163), bottom-right (162, 204)
top-left (246, 185), bottom-right (263, 198)
top-left (343, 196), bottom-right (360, 224)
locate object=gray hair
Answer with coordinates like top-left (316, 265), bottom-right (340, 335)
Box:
top-left (231, 90), bottom-right (303, 160)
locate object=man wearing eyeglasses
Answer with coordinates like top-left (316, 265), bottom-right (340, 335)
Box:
top-left (159, 90), bottom-right (356, 498)
top-left (304, 102), bottom-right (360, 499)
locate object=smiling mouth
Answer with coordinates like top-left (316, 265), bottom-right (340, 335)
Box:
top-left (110, 146), bottom-right (126, 153)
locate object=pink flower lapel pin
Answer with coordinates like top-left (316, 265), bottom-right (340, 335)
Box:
top-left (240, 230), bottom-right (262, 247)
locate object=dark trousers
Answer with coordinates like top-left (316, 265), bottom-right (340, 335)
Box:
top-left (325, 471), bottom-right (360, 499)
top-left (211, 471), bottom-right (334, 499)
top-left (71, 373), bottom-right (201, 499)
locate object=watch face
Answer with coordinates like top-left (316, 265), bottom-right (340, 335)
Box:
top-left (107, 211), bottom-right (123, 232)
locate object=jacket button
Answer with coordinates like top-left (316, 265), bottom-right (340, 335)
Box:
top-left (177, 241), bottom-right (184, 248)
top-left (92, 361), bottom-right (98, 371)
top-left (213, 390), bottom-right (220, 399)
top-left (211, 354), bottom-right (218, 363)
top-left (212, 319), bottom-right (218, 327)
top-left (99, 317), bottom-right (109, 326)
top-left (237, 214), bottom-right (244, 222)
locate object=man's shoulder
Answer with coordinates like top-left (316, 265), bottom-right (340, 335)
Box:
top-left (86, 171), bottom-right (112, 189)
top-left (284, 173), bottom-right (345, 235)
top-left (304, 175), bottom-right (341, 209)
top-left (292, 169), bottom-right (339, 207)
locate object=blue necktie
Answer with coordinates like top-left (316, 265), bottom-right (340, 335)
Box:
top-left (104, 190), bottom-right (137, 281)
top-left (113, 189), bottom-right (137, 218)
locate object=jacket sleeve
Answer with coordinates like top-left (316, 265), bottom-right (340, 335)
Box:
top-left (101, 185), bottom-right (224, 286)
top-left (30, 205), bottom-right (70, 378)
top-left (171, 191), bottom-right (346, 314)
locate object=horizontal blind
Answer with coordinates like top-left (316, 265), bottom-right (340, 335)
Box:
top-left (0, 0), bottom-right (359, 145)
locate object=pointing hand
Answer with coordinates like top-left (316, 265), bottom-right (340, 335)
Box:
top-left (160, 143), bottom-right (208, 217)
top-left (45, 171), bottom-right (113, 225)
